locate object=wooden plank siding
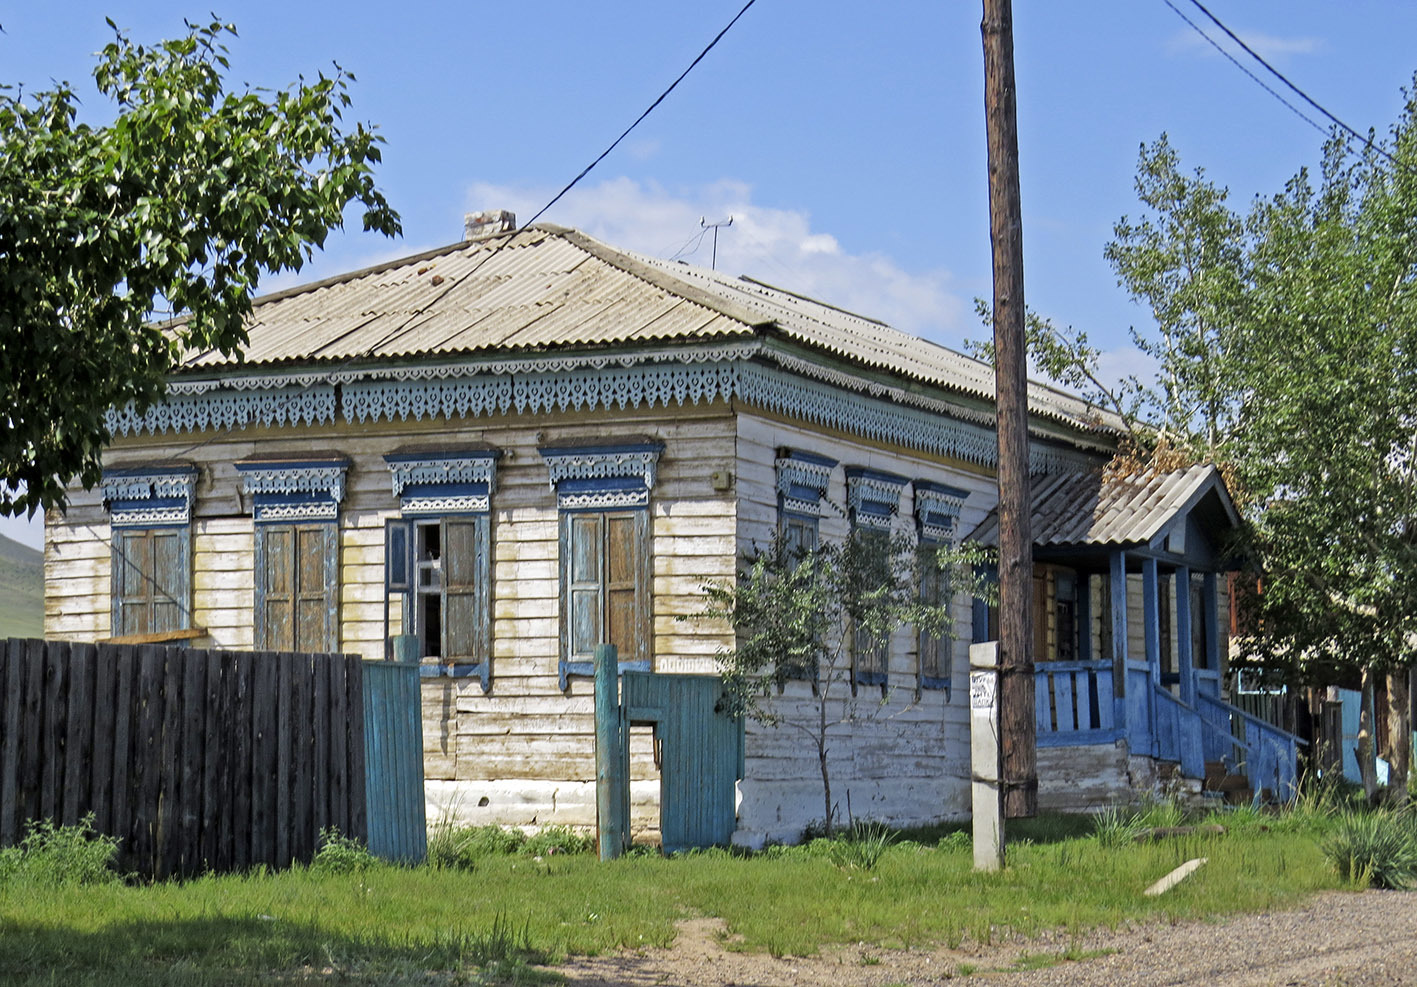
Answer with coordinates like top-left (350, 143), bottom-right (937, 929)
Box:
top-left (730, 412), bottom-right (994, 843)
top-left (45, 397), bottom-right (1015, 841)
top-left (48, 403), bottom-right (740, 834)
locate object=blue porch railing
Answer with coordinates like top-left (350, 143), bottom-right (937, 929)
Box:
top-left (1197, 692), bottom-right (1301, 799)
top-left (1035, 660), bottom-right (1301, 798)
top-left (1034, 661), bottom-right (1119, 747)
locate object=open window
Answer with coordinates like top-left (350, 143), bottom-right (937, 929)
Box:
top-left (384, 450), bottom-right (498, 690)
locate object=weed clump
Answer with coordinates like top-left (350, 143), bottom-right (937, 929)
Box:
top-left (424, 823), bottom-right (595, 866)
top-left (311, 828), bottom-right (377, 874)
top-left (0, 815), bottom-right (120, 886)
top-left (1321, 809), bottom-right (1417, 889)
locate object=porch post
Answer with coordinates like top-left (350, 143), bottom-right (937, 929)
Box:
top-left (1142, 558), bottom-right (1161, 692)
top-left (1201, 572), bottom-right (1221, 693)
top-left (1076, 572), bottom-right (1092, 662)
top-left (1175, 566), bottom-right (1195, 707)
top-left (1109, 552), bottom-right (1128, 730)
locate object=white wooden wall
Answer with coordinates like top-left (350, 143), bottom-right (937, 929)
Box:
top-left (46, 403), bottom-right (739, 838)
top-left (730, 412), bottom-right (996, 846)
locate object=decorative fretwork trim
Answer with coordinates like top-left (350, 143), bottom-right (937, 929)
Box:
top-left (557, 488), bottom-right (651, 511)
top-left (398, 493), bottom-right (491, 516)
top-left (384, 451), bottom-right (498, 499)
top-left (106, 384), bottom-right (335, 436)
top-left (916, 481), bottom-right (970, 543)
top-left (540, 445), bottom-right (662, 489)
top-left (102, 466), bottom-right (198, 528)
top-left (846, 467), bottom-right (909, 529)
top-left (236, 462), bottom-right (348, 502)
top-left (113, 352), bottom-right (1108, 473)
top-left (776, 449), bottom-right (836, 518)
top-left (236, 458), bottom-right (348, 525)
top-left (109, 504), bottom-right (191, 528)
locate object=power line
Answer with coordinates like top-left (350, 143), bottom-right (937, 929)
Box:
top-left (78, 2), bottom-right (765, 594)
top-left (1164, 0), bottom-right (1399, 169)
top-left (521, 0), bottom-right (758, 229)
top-left (1160, 0), bottom-right (1327, 140)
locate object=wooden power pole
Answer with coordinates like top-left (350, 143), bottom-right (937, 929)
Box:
top-left (981, 0), bottom-right (1037, 819)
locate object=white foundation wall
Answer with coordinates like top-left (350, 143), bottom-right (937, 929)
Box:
top-left (731, 412), bottom-right (997, 845)
top-left (46, 402), bottom-right (740, 840)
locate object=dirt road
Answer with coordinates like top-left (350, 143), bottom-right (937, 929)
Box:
top-left (558, 890), bottom-right (1417, 987)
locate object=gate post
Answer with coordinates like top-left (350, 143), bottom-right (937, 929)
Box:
top-left (594, 644), bottom-right (627, 859)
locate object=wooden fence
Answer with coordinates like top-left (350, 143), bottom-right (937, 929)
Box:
top-left (0, 638), bottom-right (368, 879)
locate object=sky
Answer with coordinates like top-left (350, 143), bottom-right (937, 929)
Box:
top-left (5, 1), bottom-right (1417, 549)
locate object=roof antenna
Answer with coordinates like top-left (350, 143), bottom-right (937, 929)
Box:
top-left (700, 216), bottom-right (733, 270)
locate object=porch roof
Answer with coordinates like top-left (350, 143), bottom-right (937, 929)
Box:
top-left (970, 463), bottom-right (1240, 550)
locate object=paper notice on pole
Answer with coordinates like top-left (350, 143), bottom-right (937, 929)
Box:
top-left (970, 670), bottom-right (996, 710)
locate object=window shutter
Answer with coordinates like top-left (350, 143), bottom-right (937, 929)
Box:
top-left (258, 525), bottom-right (296, 651)
top-left (443, 517), bottom-right (486, 661)
top-left (604, 511), bottom-right (645, 663)
top-left (296, 525), bottom-right (333, 653)
top-left (565, 513), bottom-right (604, 662)
top-left (115, 529), bottom-right (154, 637)
top-left (386, 518), bottom-right (413, 594)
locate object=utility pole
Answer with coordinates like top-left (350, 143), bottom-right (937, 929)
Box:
top-left (981, 0), bottom-right (1037, 820)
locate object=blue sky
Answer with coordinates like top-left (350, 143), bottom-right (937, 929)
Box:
top-left (5, 1), bottom-right (1417, 548)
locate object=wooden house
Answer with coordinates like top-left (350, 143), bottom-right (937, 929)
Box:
top-left (44, 214), bottom-right (1297, 846)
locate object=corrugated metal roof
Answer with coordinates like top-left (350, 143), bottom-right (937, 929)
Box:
top-left (971, 464), bottom-right (1232, 548)
top-left (172, 224), bottom-right (1122, 434)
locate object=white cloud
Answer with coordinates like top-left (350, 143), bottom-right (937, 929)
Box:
top-left (465, 177), bottom-right (968, 340)
top-left (1168, 27), bottom-right (1320, 61)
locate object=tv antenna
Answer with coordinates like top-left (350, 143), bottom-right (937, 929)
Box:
top-left (700, 216), bottom-right (733, 270)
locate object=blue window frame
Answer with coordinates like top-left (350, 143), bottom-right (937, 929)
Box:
top-left (846, 467), bottom-right (909, 690)
top-left (914, 480), bottom-right (969, 695)
top-left (236, 456), bottom-right (348, 653)
top-left (101, 464), bottom-right (197, 639)
top-left (383, 450), bottom-right (499, 690)
top-left (541, 442), bottom-right (662, 690)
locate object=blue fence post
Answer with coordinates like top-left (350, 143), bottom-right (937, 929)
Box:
top-left (593, 643), bottom-right (626, 860)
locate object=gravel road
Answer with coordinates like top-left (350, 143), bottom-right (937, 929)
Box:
top-left (558, 890), bottom-right (1417, 987)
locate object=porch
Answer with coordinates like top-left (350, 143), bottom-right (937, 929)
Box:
top-left (973, 465), bottom-right (1302, 806)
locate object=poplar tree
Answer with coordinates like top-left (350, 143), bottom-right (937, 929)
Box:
top-left (0, 19), bottom-right (400, 516)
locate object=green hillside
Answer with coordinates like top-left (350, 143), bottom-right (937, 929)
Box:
top-left (0, 532), bottom-right (43, 639)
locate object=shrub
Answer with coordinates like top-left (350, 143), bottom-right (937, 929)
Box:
top-left (311, 828), bottom-right (377, 874)
top-left (1321, 810), bottom-right (1417, 889)
top-left (937, 830), bottom-right (971, 853)
top-left (0, 815), bottom-right (120, 886)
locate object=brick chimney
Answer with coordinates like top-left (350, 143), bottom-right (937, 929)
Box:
top-left (464, 210), bottom-right (516, 241)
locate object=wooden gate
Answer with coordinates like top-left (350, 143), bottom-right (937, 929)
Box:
top-left (618, 670), bottom-right (742, 853)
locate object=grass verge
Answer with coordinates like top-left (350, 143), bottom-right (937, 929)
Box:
top-left (0, 810), bottom-right (1360, 984)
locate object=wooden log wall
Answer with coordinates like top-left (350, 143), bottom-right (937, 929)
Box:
top-left (0, 638), bottom-right (366, 880)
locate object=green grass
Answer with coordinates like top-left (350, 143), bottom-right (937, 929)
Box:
top-left (0, 531), bottom-right (42, 639)
top-left (0, 814), bottom-right (1358, 984)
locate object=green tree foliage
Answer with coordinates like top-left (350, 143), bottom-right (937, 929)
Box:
top-left (0, 18), bottom-right (400, 516)
top-left (695, 526), bottom-right (989, 835)
top-left (1039, 92), bottom-right (1417, 800)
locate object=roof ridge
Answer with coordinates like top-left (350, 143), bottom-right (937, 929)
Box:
top-left (545, 226), bottom-right (773, 331)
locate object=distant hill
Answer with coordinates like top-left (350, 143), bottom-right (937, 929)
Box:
top-left (0, 532), bottom-right (43, 639)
